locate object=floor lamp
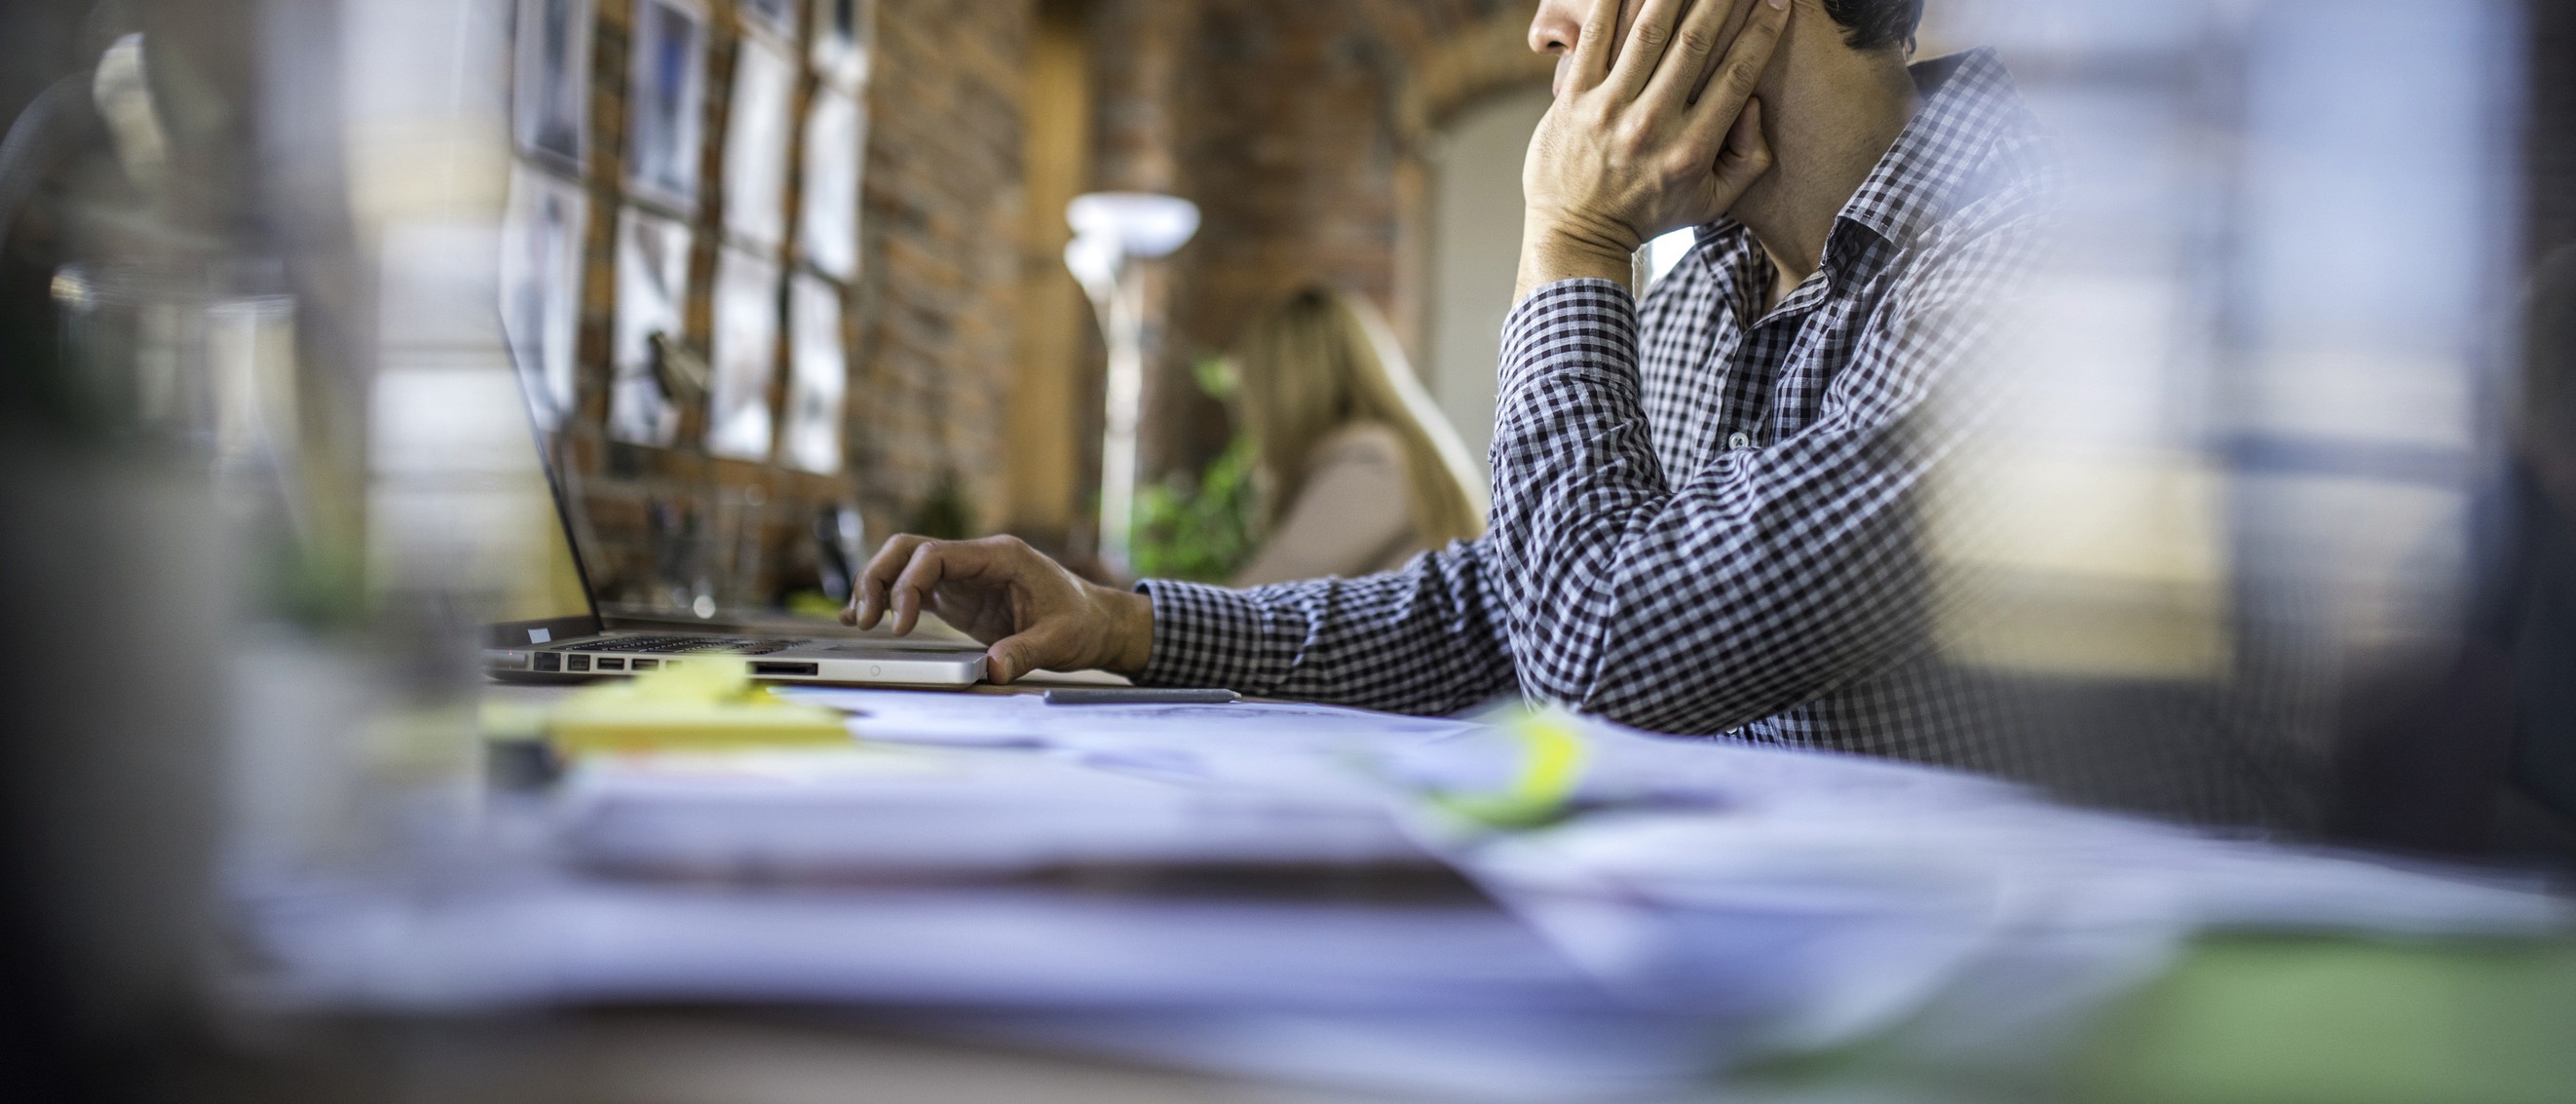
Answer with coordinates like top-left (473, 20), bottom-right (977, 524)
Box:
top-left (1065, 192), bottom-right (1198, 576)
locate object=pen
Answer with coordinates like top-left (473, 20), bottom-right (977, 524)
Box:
top-left (1042, 688), bottom-right (1240, 705)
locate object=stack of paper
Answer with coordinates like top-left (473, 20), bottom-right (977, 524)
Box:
top-left (547, 691), bottom-right (1485, 879)
top-left (229, 690), bottom-right (2572, 1100)
top-left (1398, 720), bottom-right (2571, 1051)
top-left (554, 745), bottom-right (1433, 879)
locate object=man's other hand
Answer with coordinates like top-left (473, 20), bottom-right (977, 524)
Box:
top-left (1519, 0), bottom-right (1786, 299)
top-left (843, 534), bottom-right (1155, 684)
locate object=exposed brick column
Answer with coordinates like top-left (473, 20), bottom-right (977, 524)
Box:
top-left (1155, 0), bottom-right (1414, 481)
top-left (1082, 0), bottom-right (1199, 505)
top-left (857, 0), bottom-right (1039, 537)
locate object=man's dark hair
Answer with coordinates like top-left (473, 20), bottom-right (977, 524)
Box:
top-left (1821, 0), bottom-right (1923, 53)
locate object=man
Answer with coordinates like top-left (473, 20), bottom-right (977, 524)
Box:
top-left (848, 0), bottom-right (2307, 825)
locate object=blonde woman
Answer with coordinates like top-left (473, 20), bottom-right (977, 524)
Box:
top-left (1228, 287), bottom-right (1489, 588)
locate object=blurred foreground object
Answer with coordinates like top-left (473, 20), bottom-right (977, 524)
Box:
top-left (4, 0), bottom-right (575, 1095)
top-left (2, 0), bottom-right (279, 1098)
top-left (1919, 0), bottom-right (2539, 838)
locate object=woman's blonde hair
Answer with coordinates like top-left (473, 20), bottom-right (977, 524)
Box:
top-left (1231, 287), bottom-right (1489, 547)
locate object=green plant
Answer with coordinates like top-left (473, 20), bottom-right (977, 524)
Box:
top-left (1131, 433), bottom-right (1257, 583)
top-left (907, 473), bottom-right (975, 541)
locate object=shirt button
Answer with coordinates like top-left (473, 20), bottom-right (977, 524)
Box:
top-left (1727, 432), bottom-right (1752, 450)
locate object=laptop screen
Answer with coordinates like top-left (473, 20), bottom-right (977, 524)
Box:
top-left (466, 336), bottom-right (594, 645)
top-left (372, 349), bottom-right (600, 650)
top-left (354, 201), bottom-right (604, 653)
top-left (492, 427), bottom-right (601, 647)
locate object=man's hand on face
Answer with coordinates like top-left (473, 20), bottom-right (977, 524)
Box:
top-left (842, 534), bottom-right (1155, 684)
top-left (1519, 0), bottom-right (1789, 299)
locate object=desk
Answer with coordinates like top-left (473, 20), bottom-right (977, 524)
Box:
top-left (198, 935), bottom-right (2576, 1104)
top-left (206, 682), bottom-right (2574, 1104)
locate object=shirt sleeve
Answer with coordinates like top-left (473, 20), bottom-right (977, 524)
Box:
top-left (1484, 273), bottom-right (2003, 734)
top-left (1230, 428), bottom-right (1415, 588)
top-left (1133, 536), bottom-right (1518, 714)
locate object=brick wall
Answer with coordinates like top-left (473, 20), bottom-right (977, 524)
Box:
top-left (556, 0), bottom-right (1538, 590)
top-left (1111, 0), bottom-right (1543, 486)
top-left (1153, 0), bottom-right (1414, 476)
top-left (851, 0), bottom-right (1037, 536)
top-left (557, 0), bottom-right (1042, 610)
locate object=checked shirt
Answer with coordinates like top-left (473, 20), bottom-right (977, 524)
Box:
top-left (1135, 50), bottom-right (2320, 827)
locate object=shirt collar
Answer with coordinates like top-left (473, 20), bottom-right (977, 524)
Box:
top-left (1838, 48), bottom-right (2035, 250)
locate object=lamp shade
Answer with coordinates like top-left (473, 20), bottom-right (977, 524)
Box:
top-left (1066, 192), bottom-right (1199, 259)
top-left (1063, 232), bottom-right (1120, 301)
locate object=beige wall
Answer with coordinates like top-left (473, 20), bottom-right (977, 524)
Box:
top-left (1422, 86), bottom-right (1551, 472)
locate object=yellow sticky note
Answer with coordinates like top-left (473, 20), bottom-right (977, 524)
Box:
top-left (545, 659), bottom-right (851, 756)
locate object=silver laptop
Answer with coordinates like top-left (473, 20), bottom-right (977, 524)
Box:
top-left (482, 500), bottom-right (988, 689)
top-left (486, 625), bottom-right (987, 688)
top-left (482, 359), bottom-right (985, 690)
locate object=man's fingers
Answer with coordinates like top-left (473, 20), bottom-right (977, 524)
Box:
top-left (1602, 0), bottom-right (1693, 101)
top-left (854, 535), bottom-right (928, 629)
top-left (985, 633), bottom-right (1035, 685)
top-left (852, 534), bottom-right (931, 629)
top-left (886, 542), bottom-right (962, 636)
top-left (1567, 0), bottom-right (1623, 93)
top-left (1715, 96), bottom-right (1772, 185)
top-left (1690, 0), bottom-right (1788, 126)
top-left (1682, 0), bottom-right (1759, 105)
top-left (1638, 0), bottom-right (1742, 105)
top-left (986, 619), bottom-right (1076, 685)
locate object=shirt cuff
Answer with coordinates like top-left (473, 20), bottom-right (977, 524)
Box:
top-left (1498, 278), bottom-right (1640, 394)
top-left (1132, 579), bottom-right (1298, 692)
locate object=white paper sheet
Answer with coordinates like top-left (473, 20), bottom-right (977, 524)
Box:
top-left (781, 271), bottom-right (847, 474)
top-left (625, 0), bottom-right (708, 211)
top-left (608, 206), bottom-right (691, 446)
top-left (720, 36), bottom-right (796, 252)
top-left (239, 874), bottom-right (1602, 1014)
top-left (551, 692), bottom-right (1484, 880)
top-left (783, 687), bottom-right (1477, 759)
top-left (554, 742), bottom-right (1433, 878)
top-left (704, 247), bottom-right (781, 459)
top-left (499, 166), bottom-right (587, 429)
top-left (511, 0), bottom-right (594, 170)
top-left (797, 86), bottom-right (863, 281)
top-left (786, 685), bottom-right (1051, 746)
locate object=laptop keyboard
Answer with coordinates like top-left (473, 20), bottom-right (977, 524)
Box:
top-left (588, 635), bottom-right (803, 656)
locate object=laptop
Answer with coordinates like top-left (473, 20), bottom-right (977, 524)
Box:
top-left (480, 359), bottom-right (986, 691)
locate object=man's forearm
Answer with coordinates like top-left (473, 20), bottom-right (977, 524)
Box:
top-left (1130, 542), bottom-right (1518, 713)
top-left (1483, 279), bottom-right (1957, 735)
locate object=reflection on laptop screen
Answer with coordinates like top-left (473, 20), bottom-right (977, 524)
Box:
top-left (363, 219), bottom-right (599, 648)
